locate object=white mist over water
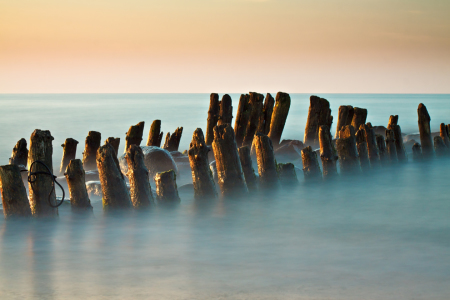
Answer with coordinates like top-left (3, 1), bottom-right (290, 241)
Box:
top-left (0, 94), bottom-right (449, 299)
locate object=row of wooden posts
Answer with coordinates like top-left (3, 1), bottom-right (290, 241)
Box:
top-left (0, 93), bottom-right (448, 219)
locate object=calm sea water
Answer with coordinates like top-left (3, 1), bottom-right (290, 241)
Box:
top-left (0, 94), bottom-right (449, 299)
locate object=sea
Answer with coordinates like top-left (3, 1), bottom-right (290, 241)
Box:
top-left (0, 93), bottom-right (449, 299)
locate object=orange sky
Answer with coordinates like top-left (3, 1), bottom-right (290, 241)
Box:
top-left (1, 0), bottom-right (449, 93)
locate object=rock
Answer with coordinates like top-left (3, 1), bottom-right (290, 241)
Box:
top-left (86, 181), bottom-right (102, 198)
top-left (404, 132), bottom-right (440, 143)
top-left (274, 140), bottom-right (304, 162)
top-left (209, 160), bottom-right (218, 182)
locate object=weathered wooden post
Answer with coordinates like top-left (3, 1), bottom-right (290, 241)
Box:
top-left (59, 138), bottom-right (78, 175)
top-left (243, 92), bottom-right (264, 147)
top-left (124, 121), bottom-right (145, 153)
top-left (387, 115), bottom-right (399, 130)
top-left (64, 159), bottom-right (93, 211)
top-left (163, 127), bottom-right (183, 152)
top-left (335, 106), bottom-right (354, 138)
top-left (385, 129), bottom-right (398, 162)
top-left (364, 123), bottom-right (380, 167)
top-left (387, 116), bottom-right (407, 161)
top-left (188, 128), bottom-right (217, 199)
top-left (440, 123), bottom-right (450, 148)
top-left (417, 103), bottom-right (433, 158)
top-left (301, 146), bottom-right (322, 180)
top-left (126, 145), bottom-right (154, 208)
top-left (206, 93), bottom-right (220, 145)
top-left (268, 92), bottom-right (291, 147)
top-left (28, 129), bottom-right (58, 217)
top-left (154, 170), bottom-right (180, 203)
top-left (434, 136), bottom-right (447, 157)
top-left (0, 164), bottom-right (32, 218)
top-left (277, 163), bottom-right (298, 185)
top-left (355, 127), bottom-right (370, 171)
top-left (446, 124), bottom-right (450, 139)
top-left (234, 94), bottom-right (251, 147)
top-left (351, 108), bottom-right (368, 134)
top-left (376, 135), bottom-right (388, 165)
top-left (304, 96), bottom-right (332, 147)
top-left (146, 120), bottom-right (163, 147)
top-left (212, 124), bottom-right (248, 196)
top-left (97, 143), bottom-right (132, 209)
top-left (9, 138), bottom-right (28, 166)
top-left (258, 93), bottom-right (275, 135)
top-left (82, 131), bottom-right (101, 171)
top-left (253, 132), bottom-right (279, 187)
top-left (319, 125), bottom-right (337, 179)
top-left (336, 125), bottom-right (360, 174)
top-left (104, 137), bottom-right (120, 157)
top-left (217, 94), bottom-right (233, 125)
top-left (238, 146), bottom-right (257, 190)
top-left (412, 143), bottom-right (422, 161)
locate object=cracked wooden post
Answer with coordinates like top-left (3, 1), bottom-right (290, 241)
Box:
top-left (440, 123), bottom-right (450, 148)
top-left (301, 146), bottom-right (322, 180)
top-left (364, 123), bottom-right (380, 167)
top-left (212, 124), bottom-right (248, 196)
top-left (376, 135), bottom-right (388, 165)
top-left (412, 143), bottom-right (422, 161)
top-left (206, 93), bottom-right (220, 145)
top-left (97, 143), bottom-right (132, 209)
top-left (9, 138), bottom-right (28, 167)
top-left (64, 159), bottom-right (93, 211)
top-left (163, 127), bottom-right (183, 151)
top-left (146, 120), bottom-right (163, 147)
top-left (0, 164), bottom-right (32, 218)
top-left (385, 129), bottom-right (398, 162)
top-left (351, 108), bottom-right (368, 134)
top-left (335, 106), bottom-right (354, 138)
top-left (319, 125), bottom-right (337, 179)
top-left (234, 94), bottom-right (251, 147)
top-left (104, 137), bottom-right (120, 157)
top-left (355, 127), bottom-right (370, 171)
top-left (417, 103), bottom-right (433, 158)
top-left (154, 170), bottom-right (180, 203)
top-left (268, 92), bottom-right (291, 147)
top-left (258, 93), bottom-right (275, 135)
top-left (434, 136), bottom-right (447, 157)
top-left (126, 145), bottom-right (154, 208)
top-left (277, 163), bottom-right (298, 185)
top-left (217, 94), bottom-right (233, 126)
top-left (28, 129), bottom-right (58, 217)
top-left (336, 125), bottom-right (360, 174)
top-left (238, 146), bottom-right (257, 190)
top-left (124, 121), bottom-right (145, 153)
top-left (253, 132), bottom-right (279, 187)
top-left (242, 92), bottom-right (264, 147)
top-left (387, 116), bottom-right (407, 162)
top-left (59, 138), bottom-right (78, 175)
top-left (188, 128), bottom-right (217, 199)
top-left (82, 131), bottom-right (101, 171)
top-left (304, 95), bottom-right (332, 147)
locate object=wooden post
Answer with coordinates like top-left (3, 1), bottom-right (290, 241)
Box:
top-left (217, 94), bottom-right (233, 126)
top-left (387, 116), bottom-right (407, 161)
top-left (304, 95), bottom-right (332, 147)
top-left (64, 159), bottom-right (93, 211)
top-left (154, 170), bottom-right (180, 203)
top-left (268, 92), bottom-right (291, 147)
top-left (97, 143), bottom-right (132, 209)
top-left (146, 120), bottom-right (163, 147)
top-left (417, 103), bottom-right (433, 158)
top-left (335, 105), bottom-right (354, 138)
top-left (440, 123), bottom-right (450, 148)
top-left (212, 124), bottom-right (248, 196)
top-left (412, 143), bottom-right (422, 161)
top-left (82, 131), bottom-right (101, 171)
top-left (387, 115), bottom-right (399, 130)
top-left (104, 137), bottom-right (120, 157)
top-left (446, 124), bottom-right (450, 139)
top-left (253, 132), bottom-right (279, 187)
top-left (28, 129), bottom-right (58, 217)
top-left (351, 108), bottom-right (368, 134)
top-left (258, 93), bottom-right (275, 135)
top-left (125, 145), bottom-right (154, 208)
top-left (319, 125), bottom-right (337, 179)
top-left (124, 121), bottom-right (145, 153)
top-left (9, 138), bottom-right (28, 167)
top-left (385, 129), bottom-right (398, 162)
top-left (59, 138), bottom-right (78, 175)
top-left (376, 135), bottom-right (388, 165)
top-left (242, 92), bottom-right (265, 147)
top-left (336, 125), bottom-right (360, 174)
top-left (355, 127), bottom-right (370, 171)
top-left (277, 163), bottom-right (298, 185)
top-left (434, 136), bottom-right (447, 157)
top-left (301, 146), bottom-right (322, 180)
top-left (234, 94), bottom-right (251, 147)
top-left (163, 127), bottom-right (183, 152)
top-left (238, 146), bottom-right (258, 190)
top-left (188, 128), bottom-right (217, 199)
top-left (364, 123), bottom-right (380, 167)
top-left (0, 164), bottom-right (32, 218)
top-left (206, 93), bottom-right (220, 145)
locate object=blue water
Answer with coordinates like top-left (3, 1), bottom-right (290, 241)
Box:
top-left (0, 94), bottom-right (449, 299)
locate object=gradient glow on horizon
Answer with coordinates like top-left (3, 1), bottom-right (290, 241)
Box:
top-left (1, 0), bottom-right (449, 93)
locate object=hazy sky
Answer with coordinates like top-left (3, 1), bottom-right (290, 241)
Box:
top-left (1, 0), bottom-right (449, 93)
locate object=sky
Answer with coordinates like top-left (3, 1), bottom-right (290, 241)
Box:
top-left (1, 0), bottom-right (449, 93)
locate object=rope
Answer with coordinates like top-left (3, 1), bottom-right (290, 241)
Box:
top-left (21, 160), bottom-right (65, 208)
